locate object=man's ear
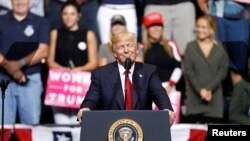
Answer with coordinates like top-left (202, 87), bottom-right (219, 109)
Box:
top-left (112, 52), bottom-right (117, 59)
top-left (111, 43), bottom-right (117, 58)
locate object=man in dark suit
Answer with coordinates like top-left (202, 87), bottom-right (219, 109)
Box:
top-left (77, 32), bottom-right (175, 126)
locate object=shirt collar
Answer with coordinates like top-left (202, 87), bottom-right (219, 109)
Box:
top-left (7, 11), bottom-right (32, 21)
top-left (117, 61), bottom-right (135, 75)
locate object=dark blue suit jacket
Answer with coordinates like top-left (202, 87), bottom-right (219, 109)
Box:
top-left (81, 61), bottom-right (173, 111)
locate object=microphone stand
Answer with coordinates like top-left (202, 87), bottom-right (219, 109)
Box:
top-left (1, 80), bottom-right (10, 141)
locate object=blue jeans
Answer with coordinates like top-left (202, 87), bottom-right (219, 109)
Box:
top-left (45, 0), bottom-right (64, 29)
top-left (79, 0), bottom-right (99, 37)
top-left (216, 17), bottom-right (249, 71)
top-left (216, 17), bottom-right (249, 44)
top-left (0, 73), bottom-right (43, 124)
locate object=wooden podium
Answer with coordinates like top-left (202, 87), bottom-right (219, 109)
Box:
top-left (80, 110), bottom-right (171, 141)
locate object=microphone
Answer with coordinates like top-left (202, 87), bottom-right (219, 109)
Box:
top-left (124, 58), bottom-right (132, 110)
top-left (69, 59), bottom-right (75, 69)
top-left (124, 58), bottom-right (132, 72)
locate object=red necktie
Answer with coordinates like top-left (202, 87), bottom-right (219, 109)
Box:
top-left (125, 72), bottom-right (132, 110)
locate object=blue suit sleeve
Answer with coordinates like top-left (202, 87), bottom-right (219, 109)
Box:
top-left (149, 67), bottom-right (173, 111)
top-left (81, 71), bottom-right (101, 110)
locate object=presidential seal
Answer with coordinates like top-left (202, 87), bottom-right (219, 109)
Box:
top-left (108, 119), bottom-right (143, 141)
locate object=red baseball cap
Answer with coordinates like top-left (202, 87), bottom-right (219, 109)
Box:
top-left (143, 12), bottom-right (163, 28)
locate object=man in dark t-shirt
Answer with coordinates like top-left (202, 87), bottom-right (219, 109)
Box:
top-left (0, 0), bottom-right (49, 124)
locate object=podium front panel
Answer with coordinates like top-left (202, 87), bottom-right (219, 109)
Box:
top-left (80, 110), bottom-right (171, 141)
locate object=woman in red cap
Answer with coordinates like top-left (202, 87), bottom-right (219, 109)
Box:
top-left (142, 12), bottom-right (182, 94)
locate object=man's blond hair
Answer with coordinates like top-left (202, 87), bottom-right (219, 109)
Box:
top-left (110, 32), bottom-right (137, 51)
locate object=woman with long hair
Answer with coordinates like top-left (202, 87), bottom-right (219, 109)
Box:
top-left (142, 12), bottom-right (182, 94)
top-left (47, 0), bottom-right (98, 124)
top-left (183, 15), bottom-right (229, 123)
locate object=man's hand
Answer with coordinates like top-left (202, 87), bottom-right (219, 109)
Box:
top-left (197, 0), bottom-right (209, 14)
top-left (2, 60), bottom-right (23, 75)
top-left (77, 107), bottom-right (90, 123)
top-left (12, 70), bottom-right (26, 83)
top-left (164, 109), bottom-right (176, 127)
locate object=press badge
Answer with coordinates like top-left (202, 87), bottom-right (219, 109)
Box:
top-left (24, 25), bottom-right (34, 37)
top-left (78, 41), bottom-right (87, 51)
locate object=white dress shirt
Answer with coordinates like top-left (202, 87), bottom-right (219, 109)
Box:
top-left (117, 62), bottom-right (135, 99)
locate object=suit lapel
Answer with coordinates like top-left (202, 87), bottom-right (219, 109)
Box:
top-left (132, 62), bottom-right (144, 109)
top-left (108, 62), bottom-right (125, 110)
top-left (108, 62), bottom-right (144, 110)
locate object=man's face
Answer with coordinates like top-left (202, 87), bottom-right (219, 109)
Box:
top-left (112, 38), bottom-right (138, 66)
top-left (12, 0), bottom-right (30, 15)
top-left (111, 23), bottom-right (127, 35)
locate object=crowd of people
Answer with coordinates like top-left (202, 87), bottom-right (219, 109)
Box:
top-left (0, 0), bottom-right (250, 126)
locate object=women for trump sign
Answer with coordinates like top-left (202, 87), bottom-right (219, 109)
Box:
top-left (44, 68), bottom-right (91, 108)
top-left (233, 0), bottom-right (250, 4)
